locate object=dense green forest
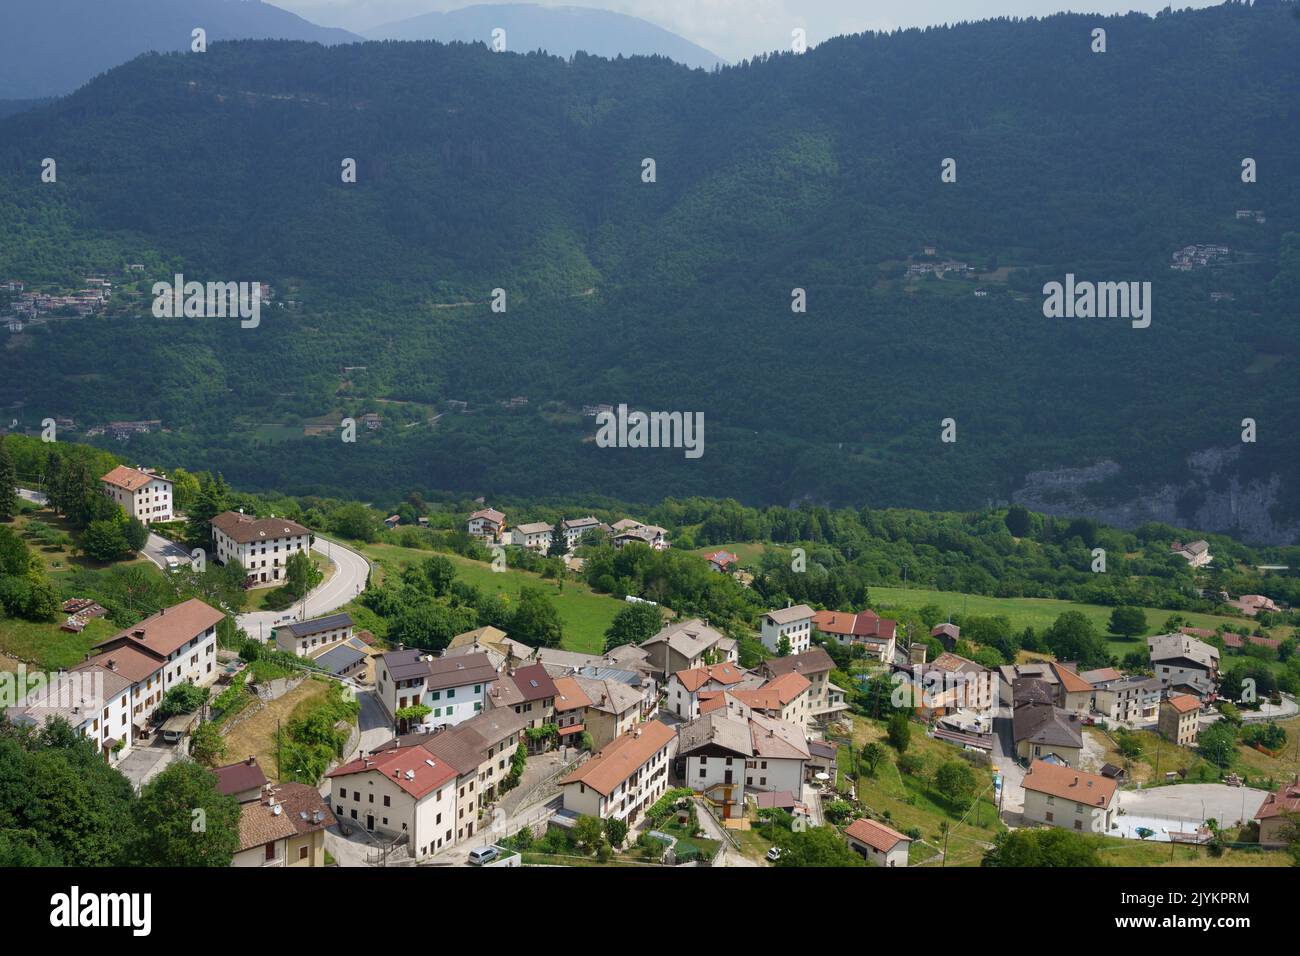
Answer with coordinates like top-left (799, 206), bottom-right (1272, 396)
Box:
top-left (2, 3), bottom-right (1298, 538)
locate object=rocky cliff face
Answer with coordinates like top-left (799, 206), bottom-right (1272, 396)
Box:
top-left (1012, 447), bottom-right (1300, 545)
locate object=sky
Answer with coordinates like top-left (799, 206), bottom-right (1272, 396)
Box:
top-left (276, 0), bottom-right (1222, 62)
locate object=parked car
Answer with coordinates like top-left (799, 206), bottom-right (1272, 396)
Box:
top-left (468, 846), bottom-right (499, 866)
top-left (765, 846), bottom-right (782, 862)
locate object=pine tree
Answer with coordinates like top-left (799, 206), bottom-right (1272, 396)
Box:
top-left (0, 436), bottom-right (17, 519)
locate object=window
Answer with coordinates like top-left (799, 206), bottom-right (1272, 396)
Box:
top-left (383, 795), bottom-right (390, 807)
top-left (266, 843), bottom-right (276, 861)
top-left (299, 845), bottom-right (309, 861)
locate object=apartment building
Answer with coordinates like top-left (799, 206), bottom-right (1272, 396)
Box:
top-left (211, 510), bottom-right (312, 589)
top-left (99, 465), bottom-right (173, 524)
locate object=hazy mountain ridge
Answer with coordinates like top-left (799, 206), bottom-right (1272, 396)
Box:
top-left (0, 0), bottom-right (361, 99)
top-left (363, 3), bottom-right (725, 69)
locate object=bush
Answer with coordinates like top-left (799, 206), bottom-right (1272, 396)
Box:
top-left (157, 682), bottom-right (206, 718)
top-left (897, 752), bottom-right (926, 776)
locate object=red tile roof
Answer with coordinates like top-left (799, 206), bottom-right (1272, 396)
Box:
top-left (560, 721), bottom-right (675, 797)
top-left (844, 818), bottom-right (911, 852)
top-left (96, 598), bottom-right (223, 657)
top-left (100, 464), bottom-right (167, 491)
top-left (327, 745), bottom-right (459, 799)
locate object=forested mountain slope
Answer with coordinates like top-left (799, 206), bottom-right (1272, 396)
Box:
top-left (1, 2), bottom-right (1298, 540)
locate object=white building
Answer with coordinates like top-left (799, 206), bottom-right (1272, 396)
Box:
top-left (211, 510), bottom-right (312, 588)
top-left (99, 465), bottom-right (173, 524)
top-left (844, 818), bottom-right (911, 867)
top-left (676, 710), bottom-right (809, 820)
top-left (375, 649), bottom-right (498, 728)
top-left (760, 604), bottom-right (815, 655)
top-left (1021, 760), bottom-right (1119, 834)
top-left (611, 518), bottom-right (669, 551)
top-left (559, 720), bottom-right (676, 823)
top-left (93, 597), bottom-right (223, 693)
top-left (274, 612), bottom-right (354, 657)
top-left (560, 516), bottom-right (601, 549)
top-left (7, 598), bottom-right (222, 762)
top-left (467, 508), bottom-right (506, 540)
top-left (327, 744), bottom-right (462, 853)
top-left (512, 522), bottom-right (554, 553)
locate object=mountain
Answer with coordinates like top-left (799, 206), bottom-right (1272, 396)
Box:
top-left (2, 3), bottom-right (1299, 540)
top-left (0, 0), bottom-right (360, 99)
top-left (363, 2), bottom-right (724, 69)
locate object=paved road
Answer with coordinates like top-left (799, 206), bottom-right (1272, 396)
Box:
top-left (142, 532), bottom-right (192, 571)
top-left (351, 689), bottom-right (394, 760)
top-left (991, 703), bottom-right (1025, 819)
top-left (237, 535), bottom-right (371, 641)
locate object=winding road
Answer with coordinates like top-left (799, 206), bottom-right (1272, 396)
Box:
top-left (236, 535), bottom-right (372, 641)
top-left (19, 485), bottom-right (371, 640)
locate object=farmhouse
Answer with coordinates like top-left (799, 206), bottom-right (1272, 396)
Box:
top-left (467, 508), bottom-right (506, 540)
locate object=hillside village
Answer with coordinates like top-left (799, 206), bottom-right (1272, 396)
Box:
top-left (2, 456), bottom-right (1300, 869)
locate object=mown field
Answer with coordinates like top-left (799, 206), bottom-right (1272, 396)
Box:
top-left (868, 586), bottom-right (1276, 662)
top-left (359, 542), bottom-right (626, 654)
top-left (1, 506), bottom-right (156, 670)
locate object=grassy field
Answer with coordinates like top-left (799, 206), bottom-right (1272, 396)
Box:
top-left (1086, 727), bottom-right (1206, 785)
top-left (0, 614), bottom-right (117, 670)
top-left (1093, 836), bottom-right (1291, 867)
top-left (219, 677), bottom-right (332, 779)
top-left (839, 715), bottom-right (1004, 867)
top-left (1, 508), bottom-right (161, 670)
top-left (360, 543), bottom-right (625, 654)
top-left (869, 586), bottom-right (1265, 660)
top-left (1233, 714), bottom-right (1300, 783)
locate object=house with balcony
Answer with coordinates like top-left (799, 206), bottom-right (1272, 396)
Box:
top-left (559, 720), bottom-right (676, 823)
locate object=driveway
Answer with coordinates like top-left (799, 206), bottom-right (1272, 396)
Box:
top-left (236, 535), bottom-right (370, 641)
top-left (1115, 783), bottom-right (1270, 841)
top-left (116, 740), bottom-right (178, 790)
